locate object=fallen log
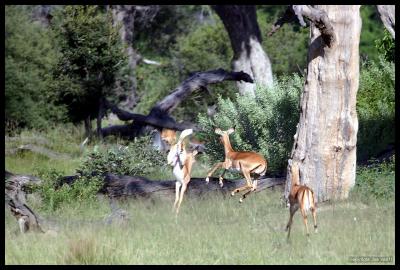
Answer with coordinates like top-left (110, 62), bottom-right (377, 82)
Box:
top-left (104, 174), bottom-right (285, 200)
top-left (5, 173), bottom-right (45, 233)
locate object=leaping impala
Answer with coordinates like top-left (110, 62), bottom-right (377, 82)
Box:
top-left (285, 159), bottom-right (318, 240)
top-left (205, 127), bottom-right (267, 203)
top-left (167, 129), bottom-right (199, 214)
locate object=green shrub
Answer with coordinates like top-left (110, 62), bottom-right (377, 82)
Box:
top-left (34, 168), bottom-right (103, 212)
top-left (357, 56), bottom-right (395, 161)
top-left (77, 136), bottom-right (167, 178)
top-left (375, 29), bottom-right (395, 62)
top-left (198, 74), bottom-right (303, 173)
top-left (351, 155), bottom-right (395, 201)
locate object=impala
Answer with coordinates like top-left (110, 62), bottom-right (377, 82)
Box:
top-left (205, 127), bottom-right (267, 203)
top-left (161, 128), bottom-right (205, 153)
top-left (285, 160), bottom-right (318, 240)
top-left (167, 129), bottom-right (198, 214)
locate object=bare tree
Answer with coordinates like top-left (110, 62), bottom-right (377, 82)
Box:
top-left (270, 5), bottom-right (361, 202)
top-left (376, 5), bottom-right (395, 39)
top-left (212, 5), bottom-right (273, 96)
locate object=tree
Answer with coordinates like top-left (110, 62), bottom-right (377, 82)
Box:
top-left (212, 5), bottom-right (273, 96)
top-left (270, 5), bottom-right (362, 202)
top-left (52, 5), bottom-right (130, 137)
top-left (376, 5), bottom-right (395, 39)
top-left (5, 6), bottom-right (65, 131)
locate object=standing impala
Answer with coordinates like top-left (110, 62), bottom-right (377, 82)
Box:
top-left (167, 129), bottom-right (198, 214)
top-left (285, 160), bottom-right (318, 240)
top-left (205, 127), bottom-right (267, 203)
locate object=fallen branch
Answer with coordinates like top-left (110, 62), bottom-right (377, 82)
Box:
top-left (6, 144), bottom-right (71, 160)
top-left (101, 68), bottom-right (253, 137)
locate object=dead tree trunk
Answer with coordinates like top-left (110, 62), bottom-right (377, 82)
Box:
top-left (5, 173), bottom-right (45, 233)
top-left (101, 68), bottom-right (254, 138)
top-left (270, 5), bottom-right (361, 202)
top-left (376, 5), bottom-right (395, 39)
top-left (110, 5), bottom-right (140, 109)
top-left (212, 5), bottom-right (273, 96)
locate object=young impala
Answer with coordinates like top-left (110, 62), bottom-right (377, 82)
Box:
top-left (167, 129), bottom-right (198, 214)
top-left (205, 127), bottom-right (267, 203)
top-left (285, 160), bottom-right (318, 240)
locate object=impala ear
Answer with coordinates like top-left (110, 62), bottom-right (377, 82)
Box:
top-left (192, 149), bottom-right (198, 157)
top-left (227, 127), bottom-right (235, 135)
top-left (214, 128), bottom-right (222, 135)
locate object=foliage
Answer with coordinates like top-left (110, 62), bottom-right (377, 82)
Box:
top-left (51, 5), bottom-right (131, 123)
top-left (34, 168), bottom-right (103, 212)
top-left (352, 155), bottom-right (395, 201)
top-left (77, 136), bottom-right (167, 178)
top-left (356, 56), bottom-right (395, 161)
top-left (198, 74), bottom-right (303, 173)
top-left (5, 6), bottom-right (67, 131)
top-left (257, 6), bottom-right (309, 77)
top-left (375, 29), bottom-right (395, 62)
top-left (360, 5), bottom-right (387, 63)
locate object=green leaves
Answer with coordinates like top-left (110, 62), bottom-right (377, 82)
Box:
top-left (198, 74), bottom-right (303, 173)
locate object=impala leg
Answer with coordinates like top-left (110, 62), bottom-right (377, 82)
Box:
top-left (300, 208), bottom-right (310, 236)
top-left (233, 170), bottom-right (253, 203)
top-left (176, 182), bottom-right (188, 214)
top-left (173, 181), bottom-right (182, 212)
top-left (218, 169), bottom-right (227, 187)
top-left (311, 207), bottom-right (318, 233)
top-left (205, 162), bottom-right (224, 183)
top-left (286, 204), bottom-right (298, 240)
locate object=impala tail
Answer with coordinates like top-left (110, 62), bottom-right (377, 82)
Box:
top-left (302, 188), bottom-right (315, 213)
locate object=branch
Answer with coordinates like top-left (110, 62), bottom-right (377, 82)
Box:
top-left (152, 68), bottom-right (253, 114)
top-left (269, 5), bottom-right (336, 48)
top-left (100, 69), bottom-right (253, 137)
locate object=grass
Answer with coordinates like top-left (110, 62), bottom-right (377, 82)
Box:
top-left (5, 189), bottom-right (395, 265)
top-left (5, 127), bottom-right (395, 265)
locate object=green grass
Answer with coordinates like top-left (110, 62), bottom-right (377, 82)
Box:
top-left (5, 128), bottom-right (395, 265)
top-left (5, 188), bottom-right (395, 265)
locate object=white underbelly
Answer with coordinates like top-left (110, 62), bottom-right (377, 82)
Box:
top-left (173, 165), bottom-right (185, 183)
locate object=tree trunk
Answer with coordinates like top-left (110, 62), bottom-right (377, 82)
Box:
top-left (212, 5), bottom-right (273, 96)
top-left (97, 97), bottom-right (104, 139)
top-left (376, 5), bottom-right (395, 39)
top-left (273, 6), bottom-right (361, 202)
top-left (84, 116), bottom-right (92, 139)
top-left (110, 5), bottom-right (140, 109)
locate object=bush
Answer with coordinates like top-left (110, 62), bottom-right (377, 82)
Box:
top-left (357, 56), bottom-right (395, 161)
top-left (77, 136), bottom-right (167, 178)
top-left (352, 155), bottom-right (395, 201)
top-left (198, 74), bottom-right (303, 173)
top-left (34, 168), bottom-right (103, 212)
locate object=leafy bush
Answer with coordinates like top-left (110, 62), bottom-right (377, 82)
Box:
top-left (77, 136), bottom-right (167, 178)
top-left (198, 74), bottom-right (303, 173)
top-left (34, 168), bottom-right (103, 212)
top-left (352, 155), bottom-right (395, 201)
top-left (356, 56), bottom-right (395, 161)
top-left (375, 29), bottom-right (395, 62)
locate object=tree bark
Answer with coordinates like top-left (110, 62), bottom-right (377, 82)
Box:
top-left (212, 5), bottom-right (273, 96)
top-left (5, 172), bottom-right (45, 233)
top-left (110, 5), bottom-right (140, 109)
top-left (376, 5), bottom-right (395, 39)
top-left (272, 5), bottom-right (361, 202)
top-left (84, 116), bottom-right (92, 139)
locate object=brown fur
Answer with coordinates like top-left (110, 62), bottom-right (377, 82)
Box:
top-left (285, 161), bottom-right (318, 240)
top-left (205, 127), bottom-right (267, 203)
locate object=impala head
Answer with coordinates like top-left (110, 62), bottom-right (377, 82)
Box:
top-left (166, 129), bottom-right (193, 166)
top-left (214, 126), bottom-right (235, 142)
top-left (161, 128), bottom-right (177, 150)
